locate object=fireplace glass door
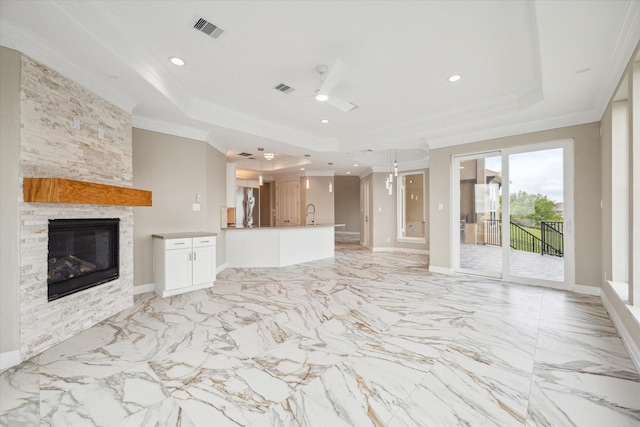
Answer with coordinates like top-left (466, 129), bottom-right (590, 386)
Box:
top-left (48, 218), bottom-right (119, 301)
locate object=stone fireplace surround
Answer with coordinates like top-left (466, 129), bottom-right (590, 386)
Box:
top-left (19, 54), bottom-right (134, 360)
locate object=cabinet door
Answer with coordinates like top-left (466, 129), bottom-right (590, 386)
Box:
top-left (192, 245), bottom-right (215, 286)
top-left (165, 248), bottom-right (192, 290)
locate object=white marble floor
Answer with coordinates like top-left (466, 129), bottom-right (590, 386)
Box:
top-left (2, 242), bottom-right (639, 426)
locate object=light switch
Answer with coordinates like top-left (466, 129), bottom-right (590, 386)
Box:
top-left (192, 203), bottom-right (200, 212)
top-left (196, 193), bottom-right (202, 202)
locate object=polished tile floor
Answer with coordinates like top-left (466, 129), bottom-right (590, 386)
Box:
top-left (460, 243), bottom-right (564, 282)
top-left (2, 242), bottom-right (639, 426)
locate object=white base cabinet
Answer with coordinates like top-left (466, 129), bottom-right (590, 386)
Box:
top-left (153, 233), bottom-right (217, 297)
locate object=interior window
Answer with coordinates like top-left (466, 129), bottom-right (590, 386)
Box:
top-left (398, 172), bottom-right (425, 241)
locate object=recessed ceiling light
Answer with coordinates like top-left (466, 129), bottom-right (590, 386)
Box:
top-left (347, 171), bottom-right (351, 175)
top-left (315, 93), bottom-right (329, 102)
top-left (169, 56), bottom-right (186, 66)
top-left (320, 119), bottom-right (329, 124)
top-left (448, 74), bottom-right (462, 82)
top-left (300, 167), bottom-right (305, 171)
top-left (353, 164), bottom-right (359, 167)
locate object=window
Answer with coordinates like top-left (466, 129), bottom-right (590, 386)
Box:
top-left (397, 172), bottom-right (426, 242)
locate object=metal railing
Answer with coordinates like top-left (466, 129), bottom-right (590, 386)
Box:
top-left (541, 221), bottom-right (563, 257)
top-left (483, 219), bottom-right (563, 257)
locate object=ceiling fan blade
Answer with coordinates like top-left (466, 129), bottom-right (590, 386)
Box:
top-left (319, 59), bottom-right (348, 94)
top-left (327, 95), bottom-right (357, 112)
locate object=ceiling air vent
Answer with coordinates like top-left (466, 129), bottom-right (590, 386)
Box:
top-left (274, 83), bottom-right (294, 94)
top-left (193, 17), bottom-right (225, 40)
top-left (238, 152), bottom-right (253, 157)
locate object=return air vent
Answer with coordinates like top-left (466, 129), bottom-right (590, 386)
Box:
top-left (192, 17), bottom-right (225, 39)
top-left (238, 152), bottom-right (253, 157)
top-left (274, 83), bottom-right (294, 94)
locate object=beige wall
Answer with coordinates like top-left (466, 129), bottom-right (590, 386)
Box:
top-left (303, 176), bottom-right (335, 225)
top-left (429, 122), bottom-right (602, 288)
top-left (334, 176), bottom-right (361, 233)
top-left (132, 129), bottom-right (226, 286)
top-left (0, 47), bottom-right (22, 355)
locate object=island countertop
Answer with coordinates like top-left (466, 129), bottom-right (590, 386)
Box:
top-left (225, 224), bottom-right (336, 268)
top-left (224, 224), bottom-right (345, 230)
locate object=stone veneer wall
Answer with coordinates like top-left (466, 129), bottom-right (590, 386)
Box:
top-left (19, 55), bottom-right (134, 359)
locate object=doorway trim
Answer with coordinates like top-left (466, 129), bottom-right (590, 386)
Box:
top-left (451, 138), bottom-right (575, 289)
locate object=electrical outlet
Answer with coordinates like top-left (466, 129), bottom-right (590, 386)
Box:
top-left (192, 203), bottom-right (200, 212)
top-left (97, 128), bottom-right (105, 140)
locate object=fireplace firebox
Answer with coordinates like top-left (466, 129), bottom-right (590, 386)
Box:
top-left (48, 218), bottom-right (119, 301)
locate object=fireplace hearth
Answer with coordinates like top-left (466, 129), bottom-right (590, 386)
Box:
top-left (48, 218), bottom-right (119, 301)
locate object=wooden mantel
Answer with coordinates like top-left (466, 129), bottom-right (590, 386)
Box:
top-left (23, 178), bottom-right (152, 207)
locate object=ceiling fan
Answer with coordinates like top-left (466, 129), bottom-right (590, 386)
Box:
top-left (314, 59), bottom-right (357, 112)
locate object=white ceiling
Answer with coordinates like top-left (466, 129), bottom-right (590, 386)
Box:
top-left (1, 1), bottom-right (638, 176)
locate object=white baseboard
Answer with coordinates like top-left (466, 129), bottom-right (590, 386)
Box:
top-left (335, 231), bottom-right (360, 236)
top-left (133, 283), bottom-right (154, 295)
top-left (600, 289), bottom-right (640, 374)
top-left (429, 265), bottom-right (454, 275)
top-left (371, 247), bottom-right (429, 255)
top-left (216, 263), bottom-right (228, 274)
top-left (0, 350), bottom-right (21, 372)
top-left (571, 283), bottom-right (601, 296)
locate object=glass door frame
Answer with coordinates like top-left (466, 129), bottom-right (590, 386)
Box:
top-left (452, 150), bottom-right (503, 279)
top-left (452, 139), bottom-right (575, 288)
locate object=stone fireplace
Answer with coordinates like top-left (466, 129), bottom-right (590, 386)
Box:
top-left (19, 54), bottom-right (134, 359)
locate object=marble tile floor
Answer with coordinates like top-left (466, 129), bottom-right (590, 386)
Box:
top-left (2, 242), bottom-right (639, 426)
top-left (460, 243), bottom-right (565, 282)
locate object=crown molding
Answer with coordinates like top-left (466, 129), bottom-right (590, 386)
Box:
top-left (133, 116), bottom-right (208, 141)
top-left (594, 0), bottom-right (640, 117)
top-left (305, 170), bottom-right (335, 177)
top-left (132, 115), bottom-right (233, 155)
top-left (52, 0), bottom-right (192, 112)
top-left (427, 109), bottom-right (600, 149)
top-left (0, 19), bottom-right (136, 112)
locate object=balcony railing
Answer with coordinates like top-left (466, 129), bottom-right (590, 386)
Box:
top-left (484, 220), bottom-right (563, 257)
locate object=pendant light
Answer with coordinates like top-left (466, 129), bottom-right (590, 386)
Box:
top-left (394, 150), bottom-right (398, 177)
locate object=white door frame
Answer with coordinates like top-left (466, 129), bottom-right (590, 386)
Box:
top-left (452, 151), bottom-right (503, 278)
top-left (451, 139), bottom-right (575, 288)
top-left (363, 180), bottom-right (371, 247)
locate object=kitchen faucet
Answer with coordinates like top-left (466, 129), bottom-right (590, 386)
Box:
top-left (305, 203), bottom-right (316, 225)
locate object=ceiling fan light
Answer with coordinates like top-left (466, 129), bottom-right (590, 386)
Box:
top-left (169, 56), bottom-right (185, 66)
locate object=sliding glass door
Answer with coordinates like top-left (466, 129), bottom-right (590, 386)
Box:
top-left (453, 140), bottom-right (574, 286)
top-left (454, 152), bottom-right (503, 278)
top-left (505, 147), bottom-right (568, 283)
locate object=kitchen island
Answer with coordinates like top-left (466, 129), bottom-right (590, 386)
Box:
top-left (225, 224), bottom-right (338, 268)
